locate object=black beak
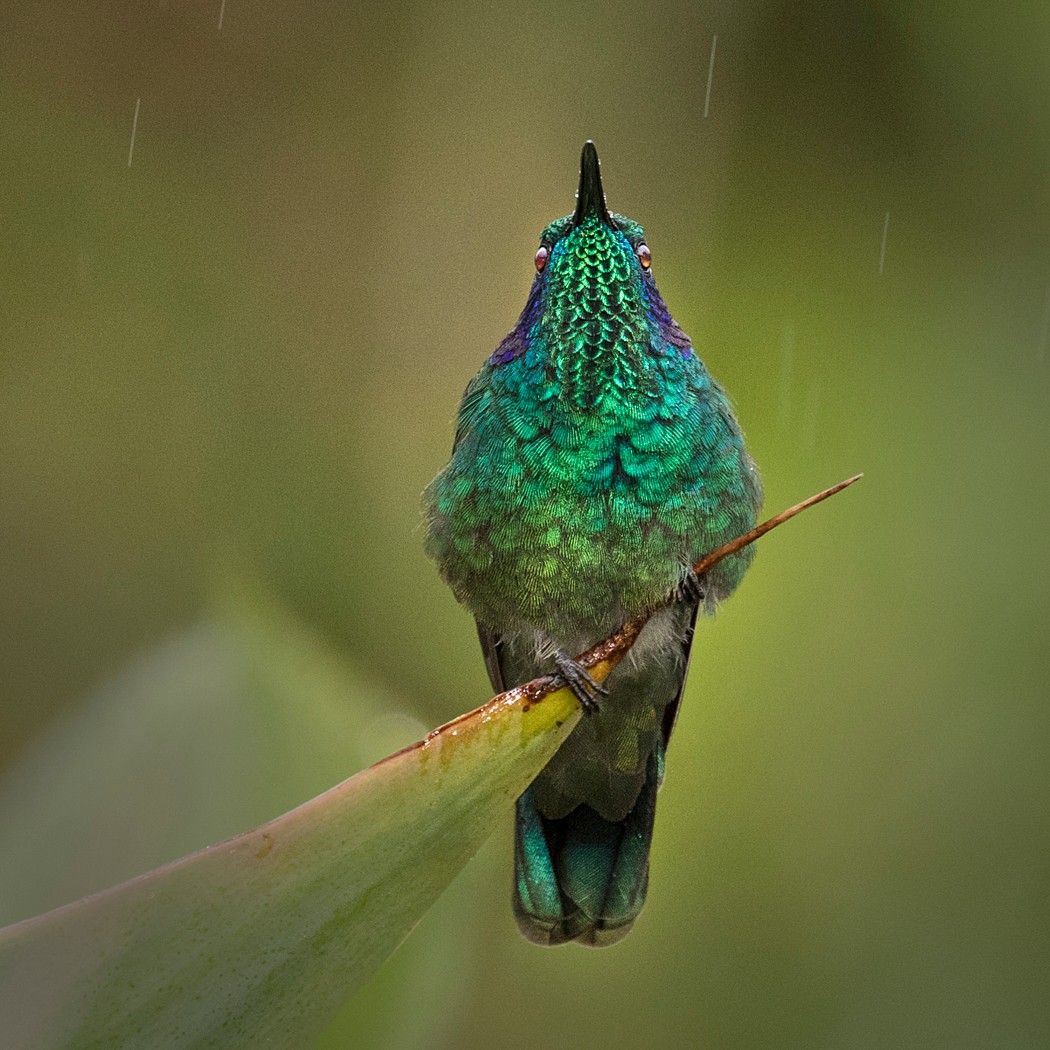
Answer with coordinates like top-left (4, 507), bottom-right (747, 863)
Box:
top-left (571, 140), bottom-right (614, 228)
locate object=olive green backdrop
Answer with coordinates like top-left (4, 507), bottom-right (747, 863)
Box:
top-left (1, 1), bottom-right (1047, 1047)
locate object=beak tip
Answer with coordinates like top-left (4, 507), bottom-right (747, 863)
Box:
top-left (573, 140), bottom-right (612, 227)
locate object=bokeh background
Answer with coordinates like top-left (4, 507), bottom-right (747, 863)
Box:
top-left (2, 1), bottom-right (1048, 1047)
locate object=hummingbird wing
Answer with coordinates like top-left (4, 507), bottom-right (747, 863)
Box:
top-left (655, 594), bottom-right (702, 767)
top-left (475, 620), bottom-right (508, 693)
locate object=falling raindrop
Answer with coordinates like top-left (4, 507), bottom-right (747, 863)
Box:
top-left (879, 211), bottom-right (890, 274)
top-left (777, 321), bottom-right (795, 431)
top-left (127, 98), bottom-right (141, 168)
top-left (704, 34), bottom-right (718, 119)
top-left (1039, 284), bottom-right (1050, 363)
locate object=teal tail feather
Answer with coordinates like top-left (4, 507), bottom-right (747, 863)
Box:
top-left (513, 752), bottom-right (659, 947)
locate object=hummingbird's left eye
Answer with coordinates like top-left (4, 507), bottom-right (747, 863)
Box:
top-left (534, 246), bottom-right (549, 272)
top-left (637, 243), bottom-right (652, 269)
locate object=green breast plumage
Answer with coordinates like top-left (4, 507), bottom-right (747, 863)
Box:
top-left (423, 214), bottom-right (760, 643)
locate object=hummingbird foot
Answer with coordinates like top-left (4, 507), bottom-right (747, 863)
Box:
top-left (552, 650), bottom-right (609, 715)
top-left (674, 569), bottom-right (706, 604)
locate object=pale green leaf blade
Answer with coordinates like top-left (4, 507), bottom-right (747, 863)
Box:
top-left (0, 679), bottom-right (579, 1050)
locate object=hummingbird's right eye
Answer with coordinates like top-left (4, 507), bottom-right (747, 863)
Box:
top-left (534, 246), bottom-right (549, 272)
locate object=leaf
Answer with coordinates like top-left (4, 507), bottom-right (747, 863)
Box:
top-left (0, 585), bottom-right (446, 932)
top-left (0, 476), bottom-right (860, 1049)
top-left (0, 648), bottom-right (580, 1049)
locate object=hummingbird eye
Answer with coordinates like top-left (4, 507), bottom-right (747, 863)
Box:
top-left (637, 243), bottom-right (652, 269)
top-left (534, 246), bottom-right (549, 272)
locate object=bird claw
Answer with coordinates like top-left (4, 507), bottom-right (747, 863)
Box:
top-left (675, 569), bottom-right (706, 604)
top-left (553, 650), bottom-right (609, 715)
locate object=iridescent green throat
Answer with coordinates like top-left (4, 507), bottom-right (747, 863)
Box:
top-left (541, 213), bottom-right (651, 407)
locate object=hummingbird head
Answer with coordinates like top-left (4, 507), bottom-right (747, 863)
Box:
top-left (490, 141), bottom-right (691, 379)
top-left (535, 140), bottom-right (650, 306)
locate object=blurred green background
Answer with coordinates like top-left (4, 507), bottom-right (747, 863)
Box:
top-left (1, 1), bottom-right (1048, 1047)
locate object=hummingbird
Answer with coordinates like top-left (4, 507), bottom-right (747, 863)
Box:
top-left (424, 142), bottom-right (762, 946)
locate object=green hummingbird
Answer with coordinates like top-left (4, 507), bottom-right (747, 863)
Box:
top-left (424, 142), bottom-right (762, 946)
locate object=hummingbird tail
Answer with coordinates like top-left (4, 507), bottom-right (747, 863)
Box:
top-left (512, 752), bottom-right (659, 947)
